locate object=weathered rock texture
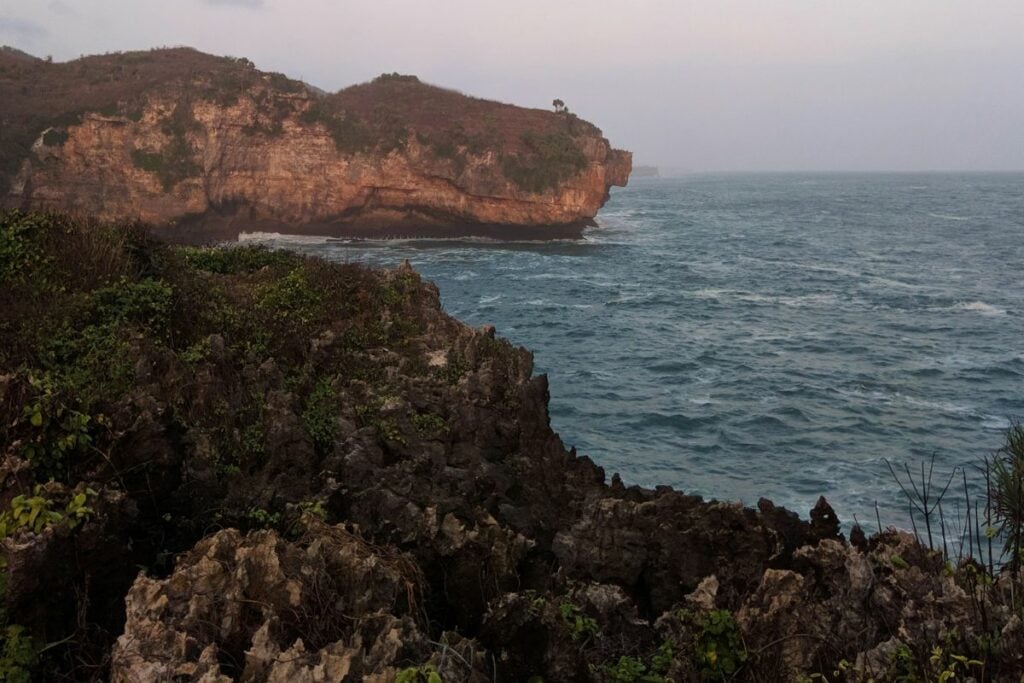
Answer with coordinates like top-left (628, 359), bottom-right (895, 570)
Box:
top-left (0, 48), bottom-right (631, 240)
top-left (2, 211), bottom-right (1023, 681)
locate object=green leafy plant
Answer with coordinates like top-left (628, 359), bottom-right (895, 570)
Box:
top-left (987, 422), bottom-right (1024, 571)
top-left (594, 640), bottom-right (673, 682)
top-left (0, 486), bottom-right (96, 538)
top-left (0, 489), bottom-right (63, 537)
top-left (412, 412), bottom-right (447, 437)
top-left (256, 268), bottom-right (324, 325)
top-left (0, 211), bottom-right (51, 285)
top-left (302, 379), bottom-right (338, 453)
top-left (245, 506), bottom-right (282, 529)
top-left (296, 499), bottom-right (327, 521)
top-left (559, 601), bottom-right (600, 643)
top-left (929, 646), bottom-right (983, 682)
top-left (693, 610), bottom-right (747, 681)
top-left (65, 488), bottom-right (98, 529)
top-left (890, 554), bottom-right (910, 570)
top-left (396, 663), bottom-right (442, 683)
top-left (180, 245), bottom-right (297, 275)
top-left (0, 625), bottom-right (37, 683)
top-left (886, 638), bottom-right (984, 683)
top-left (92, 277), bottom-right (174, 338)
top-left (17, 376), bottom-right (97, 477)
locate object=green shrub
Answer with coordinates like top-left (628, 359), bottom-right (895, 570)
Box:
top-left (373, 73), bottom-right (421, 85)
top-left (0, 212), bottom-right (52, 285)
top-left (501, 130), bottom-right (587, 193)
top-left (412, 412), bottom-right (447, 437)
top-left (15, 375), bottom-right (98, 478)
top-left (303, 379), bottom-right (338, 453)
top-left (0, 485), bottom-right (96, 538)
top-left (179, 245), bottom-right (297, 275)
top-left (130, 100), bottom-right (202, 190)
top-left (559, 601), bottom-right (600, 642)
top-left (694, 610), bottom-right (747, 681)
top-left (437, 351), bottom-right (470, 385)
top-left (595, 640), bottom-right (673, 682)
top-left (42, 320), bottom-right (135, 408)
top-left (395, 663), bottom-right (441, 683)
top-left (160, 100), bottom-right (200, 138)
top-left (988, 422), bottom-right (1024, 570)
top-left (130, 136), bottom-right (201, 191)
top-left (302, 104), bottom-right (374, 155)
top-left (36, 277), bottom-right (173, 410)
top-left (92, 277), bottom-right (174, 338)
top-left (256, 267), bottom-right (324, 326)
top-left (245, 506), bottom-right (281, 529)
top-left (0, 625), bottom-right (37, 683)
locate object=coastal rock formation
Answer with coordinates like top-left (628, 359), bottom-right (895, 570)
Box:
top-left (2, 210), bottom-right (1023, 681)
top-left (0, 49), bottom-right (631, 239)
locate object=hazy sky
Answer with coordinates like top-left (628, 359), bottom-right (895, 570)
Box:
top-left (2, 0), bottom-right (1023, 171)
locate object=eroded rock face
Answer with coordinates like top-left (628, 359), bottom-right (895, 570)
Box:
top-left (2, 51), bottom-right (632, 239)
top-left (111, 525), bottom-right (490, 682)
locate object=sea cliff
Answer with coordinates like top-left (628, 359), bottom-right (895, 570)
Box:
top-left (0, 48), bottom-right (631, 240)
top-left (2, 210), bottom-right (1023, 681)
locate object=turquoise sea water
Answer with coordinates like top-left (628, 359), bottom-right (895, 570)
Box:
top-left (242, 173), bottom-right (1024, 530)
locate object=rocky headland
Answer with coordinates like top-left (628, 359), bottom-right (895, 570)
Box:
top-left (0, 48), bottom-right (631, 241)
top-left (1, 210), bottom-right (1023, 681)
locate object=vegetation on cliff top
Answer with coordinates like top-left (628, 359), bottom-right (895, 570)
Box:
top-left (0, 46), bottom-right (605, 197)
top-left (0, 209), bottom-right (487, 677)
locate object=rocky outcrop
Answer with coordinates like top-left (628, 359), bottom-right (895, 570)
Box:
top-left (0, 49), bottom-right (631, 240)
top-left (2, 210), bottom-right (1022, 681)
top-left (111, 526), bottom-right (490, 682)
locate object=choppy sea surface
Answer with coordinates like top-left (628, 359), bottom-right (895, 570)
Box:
top-left (242, 173), bottom-right (1024, 530)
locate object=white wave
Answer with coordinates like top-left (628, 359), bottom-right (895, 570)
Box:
top-left (691, 289), bottom-right (838, 308)
top-left (525, 299), bottom-right (593, 309)
top-left (982, 415), bottom-right (1012, 430)
top-left (952, 301), bottom-right (1006, 316)
top-left (737, 255), bottom-right (930, 292)
top-left (928, 212), bottom-right (972, 222)
top-left (836, 387), bottom-right (974, 415)
top-left (238, 231), bottom-right (333, 245)
top-left (478, 294), bottom-right (502, 304)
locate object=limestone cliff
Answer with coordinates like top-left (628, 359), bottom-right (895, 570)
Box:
top-left (0, 48), bottom-right (631, 239)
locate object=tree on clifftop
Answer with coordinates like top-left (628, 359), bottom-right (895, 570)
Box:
top-left (552, 98), bottom-right (565, 113)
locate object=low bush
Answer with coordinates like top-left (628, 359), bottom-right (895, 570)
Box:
top-left (501, 130), bottom-right (587, 193)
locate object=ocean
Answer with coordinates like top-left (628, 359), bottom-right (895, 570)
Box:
top-left (241, 173), bottom-right (1024, 532)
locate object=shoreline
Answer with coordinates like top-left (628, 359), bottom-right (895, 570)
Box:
top-left (148, 215), bottom-right (594, 246)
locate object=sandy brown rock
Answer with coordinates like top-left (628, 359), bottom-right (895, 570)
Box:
top-left (111, 524), bottom-right (489, 682)
top-left (2, 50), bottom-right (631, 240)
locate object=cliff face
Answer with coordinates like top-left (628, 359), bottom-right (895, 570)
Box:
top-left (0, 49), bottom-right (631, 238)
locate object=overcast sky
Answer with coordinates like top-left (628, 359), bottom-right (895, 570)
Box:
top-left (2, 0), bottom-right (1023, 171)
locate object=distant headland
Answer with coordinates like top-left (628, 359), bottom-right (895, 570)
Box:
top-left (631, 165), bottom-right (660, 178)
top-left (0, 47), bottom-right (631, 241)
